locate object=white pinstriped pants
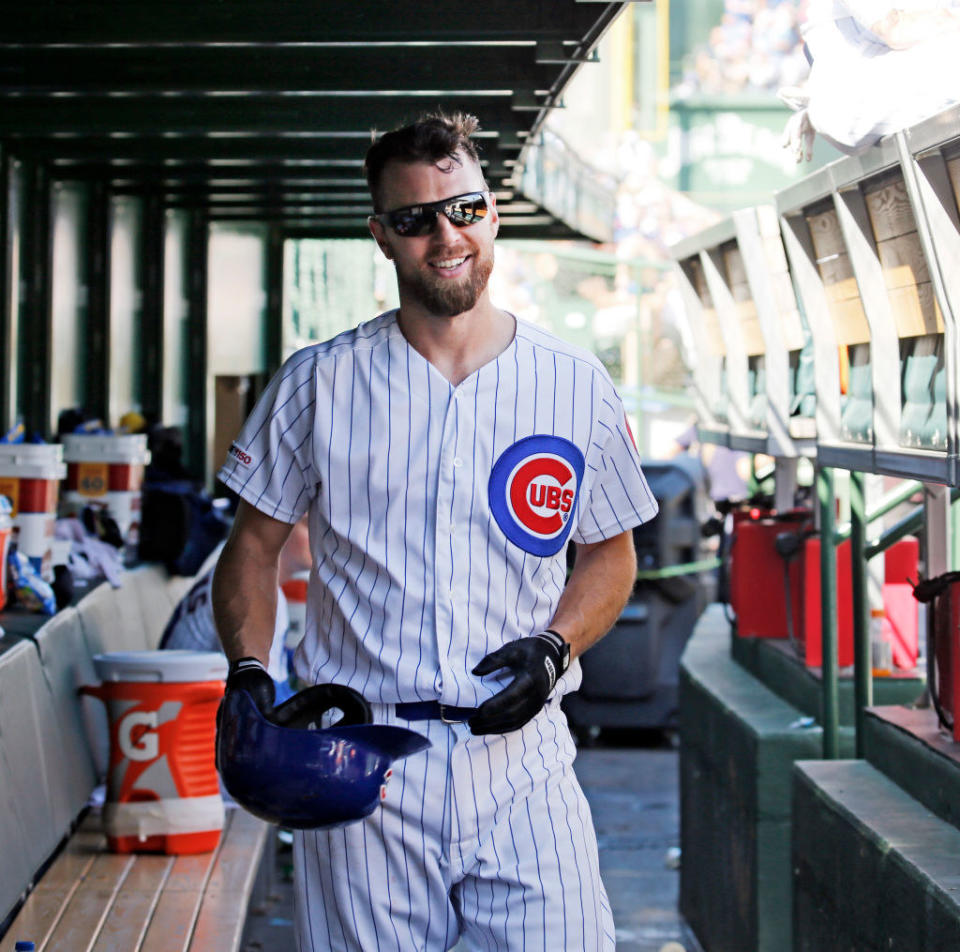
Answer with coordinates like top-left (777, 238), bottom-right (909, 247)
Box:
top-left (293, 700), bottom-right (615, 951)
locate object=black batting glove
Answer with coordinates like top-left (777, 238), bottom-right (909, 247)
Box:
top-left (219, 657), bottom-right (371, 730)
top-left (468, 630), bottom-right (570, 735)
top-left (217, 657), bottom-right (274, 772)
top-left (225, 656), bottom-right (276, 713)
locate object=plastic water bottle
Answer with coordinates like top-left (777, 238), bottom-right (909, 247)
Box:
top-left (870, 607), bottom-right (892, 677)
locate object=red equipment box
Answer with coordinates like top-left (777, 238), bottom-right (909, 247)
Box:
top-left (801, 536), bottom-right (918, 670)
top-left (729, 508), bottom-right (812, 641)
top-left (729, 507), bottom-right (919, 671)
top-left (921, 574), bottom-right (960, 742)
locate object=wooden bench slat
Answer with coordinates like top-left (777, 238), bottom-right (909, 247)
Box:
top-left (42, 854), bottom-right (136, 952)
top-left (139, 813), bottom-right (230, 952)
top-left (157, 851), bottom-right (220, 894)
top-left (188, 811), bottom-right (269, 952)
top-left (2, 799), bottom-right (270, 952)
top-left (90, 857), bottom-right (173, 952)
top-left (34, 824), bottom-right (102, 889)
top-left (0, 893), bottom-right (77, 952)
top-left (0, 823), bottom-right (103, 952)
top-left (203, 811), bottom-right (268, 895)
top-left (139, 891), bottom-right (205, 952)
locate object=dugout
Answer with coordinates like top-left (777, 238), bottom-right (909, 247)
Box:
top-left (0, 4), bottom-right (652, 948)
top-left (0, 1), bottom-right (627, 488)
top-left (678, 101), bottom-right (960, 952)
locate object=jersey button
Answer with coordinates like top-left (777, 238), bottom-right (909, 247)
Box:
top-left (453, 457), bottom-right (463, 468)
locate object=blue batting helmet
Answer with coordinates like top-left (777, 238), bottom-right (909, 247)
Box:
top-left (217, 683), bottom-right (430, 829)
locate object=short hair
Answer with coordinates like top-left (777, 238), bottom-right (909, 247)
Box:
top-left (364, 112), bottom-right (484, 212)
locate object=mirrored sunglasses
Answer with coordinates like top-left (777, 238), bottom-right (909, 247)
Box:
top-left (373, 190), bottom-right (491, 237)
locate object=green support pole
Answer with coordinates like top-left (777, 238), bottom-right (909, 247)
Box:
top-left (818, 466), bottom-right (839, 759)
top-left (265, 226), bottom-right (284, 377)
top-left (0, 147), bottom-right (10, 433)
top-left (861, 487), bottom-right (960, 561)
top-left (864, 506), bottom-right (926, 560)
top-left (849, 471), bottom-right (871, 757)
top-left (185, 210), bottom-right (208, 484)
top-left (835, 481), bottom-right (921, 541)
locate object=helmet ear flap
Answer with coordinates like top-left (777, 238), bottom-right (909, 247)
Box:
top-left (272, 683), bottom-right (372, 729)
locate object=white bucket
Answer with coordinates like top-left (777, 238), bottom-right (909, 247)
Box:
top-left (0, 444), bottom-right (66, 577)
top-left (62, 434), bottom-right (150, 547)
top-left (16, 512), bottom-right (56, 580)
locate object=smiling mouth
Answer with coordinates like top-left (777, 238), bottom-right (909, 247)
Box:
top-left (431, 255), bottom-right (469, 271)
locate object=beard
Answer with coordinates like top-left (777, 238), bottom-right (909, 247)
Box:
top-left (396, 244), bottom-right (495, 317)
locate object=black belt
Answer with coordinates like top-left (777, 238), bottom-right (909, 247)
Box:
top-left (394, 701), bottom-right (477, 723)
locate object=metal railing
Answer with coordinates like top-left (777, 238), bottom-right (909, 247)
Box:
top-left (819, 469), bottom-right (959, 758)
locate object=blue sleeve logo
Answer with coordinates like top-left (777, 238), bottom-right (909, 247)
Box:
top-left (488, 435), bottom-right (585, 556)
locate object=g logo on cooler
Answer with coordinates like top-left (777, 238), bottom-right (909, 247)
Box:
top-left (489, 435), bottom-right (585, 556)
top-left (118, 710), bottom-right (159, 762)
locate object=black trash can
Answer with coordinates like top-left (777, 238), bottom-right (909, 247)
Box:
top-left (563, 456), bottom-right (710, 734)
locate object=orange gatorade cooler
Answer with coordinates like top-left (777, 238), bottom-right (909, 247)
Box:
top-left (62, 433), bottom-right (150, 550)
top-left (0, 443), bottom-right (67, 579)
top-left (80, 650), bottom-right (227, 854)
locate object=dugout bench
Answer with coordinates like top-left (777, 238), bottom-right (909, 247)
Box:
top-left (0, 552), bottom-right (274, 952)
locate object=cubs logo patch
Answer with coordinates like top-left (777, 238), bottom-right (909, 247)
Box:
top-left (489, 435), bottom-right (585, 556)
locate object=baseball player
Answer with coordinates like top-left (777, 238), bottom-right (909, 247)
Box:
top-left (213, 112), bottom-right (658, 951)
top-left (161, 514), bottom-right (311, 693)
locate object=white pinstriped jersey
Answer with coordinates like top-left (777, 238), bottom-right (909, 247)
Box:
top-left (217, 310), bottom-right (658, 707)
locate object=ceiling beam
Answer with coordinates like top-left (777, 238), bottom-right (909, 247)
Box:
top-left (0, 45), bottom-right (561, 93)
top-left (0, 1), bottom-right (625, 243)
top-left (2, 1), bottom-right (613, 45)
top-left (44, 164), bottom-right (516, 188)
top-left (0, 94), bottom-right (533, 137)
top-left (12, 133), bottom-right (520, 165)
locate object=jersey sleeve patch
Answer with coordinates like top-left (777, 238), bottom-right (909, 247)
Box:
top-left (228, 442), bottom-right (254, 467)
top-left (488, 435), bottom-right (585, 556)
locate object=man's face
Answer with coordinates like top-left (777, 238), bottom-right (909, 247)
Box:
top-left (369, 153), bottom-right (499, 317)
